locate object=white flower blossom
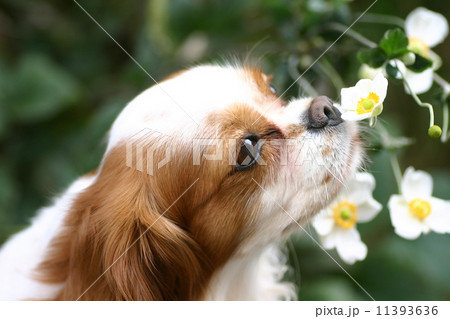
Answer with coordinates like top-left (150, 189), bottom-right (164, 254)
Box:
top-left (401, 7), bottom-right (449, 94)
top-left (388, 167), bottom-right (450, 240)
top-left (339, 73), bottom-right (388, 121)
top-left (406, 7), bottom-right (448, 66)
top-left (312, 172), bottom-right (382, 264)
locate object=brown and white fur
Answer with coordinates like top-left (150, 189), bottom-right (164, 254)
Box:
top-left (0, 64), bottom-right (361, 300)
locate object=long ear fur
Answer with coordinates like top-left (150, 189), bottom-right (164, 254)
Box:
top-left (36, 146), bottom-right (212, 300)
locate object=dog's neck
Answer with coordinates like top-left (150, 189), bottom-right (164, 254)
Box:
top-left (203, 243), bottom-right (296, 300)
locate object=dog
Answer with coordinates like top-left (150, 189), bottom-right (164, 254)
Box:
top-left (0, 64), bottom-right (361, 300)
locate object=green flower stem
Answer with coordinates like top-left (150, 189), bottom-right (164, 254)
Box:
top-left (442, 103), bottom-right (450, 143)
top-left (360, 13), bottom-right (405, 27)
top-left (327, 23), bottom-right (377, 48)
top-left (433, 73), bottom-right (450, 142)
top-left (390, 151), bottom-right (403, 194)
top-left (396, 63), bottom-right (435, 128)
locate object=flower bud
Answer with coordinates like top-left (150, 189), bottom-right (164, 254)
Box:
top-left (401, 52), bottom-right (416, 66)
top-left (428, 125), bottom-right (442, 138)
top-left (358, 64), bottom-right (382, 80)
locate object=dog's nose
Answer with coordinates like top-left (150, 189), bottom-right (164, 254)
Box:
top-left (307, 96), bottom-right (343, 129)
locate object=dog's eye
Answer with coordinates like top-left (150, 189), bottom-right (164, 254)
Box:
top-left (236, 136), bottom-right (261, 171)
top-left (269, 84), bottom-right (277, 94)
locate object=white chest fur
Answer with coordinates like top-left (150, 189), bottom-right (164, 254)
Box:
top-left (204, 244), bottom-right (296, 300)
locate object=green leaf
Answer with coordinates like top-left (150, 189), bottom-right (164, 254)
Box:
top-left (357, 47), bottom-right (387, 68)
top-left (4, 54), bottom-right (80, 123)
top-left (379, 28), bottom-right (409, 58)
top-left (385, 63), bottom-right (399, 79)
top-left (406, 53), bottom-right (433, 73)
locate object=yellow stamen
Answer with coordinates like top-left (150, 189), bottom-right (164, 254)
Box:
top-left (356, 92), bottom-right (380, 115)
top-left (408, 37), bottom-right (430, 57)
top-left (409, 198), bottom-right (432, 220)
top-left (333, 201), bottom-right (358, 229)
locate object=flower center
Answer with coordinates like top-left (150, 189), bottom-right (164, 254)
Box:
top-left (408, 37), bottom-right (430, 57)
top-left (408, 198), bottom-right (432, 220)
top-left (356, 92), bottom-right (380, 115)
top-left (333, 201), bottom-right (358, 229)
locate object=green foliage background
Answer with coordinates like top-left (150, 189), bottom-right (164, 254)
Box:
top-left (0, 0), bottom-right (449, 300)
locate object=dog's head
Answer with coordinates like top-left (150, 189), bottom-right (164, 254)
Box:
top-left (40, 64), bottom-right (361, 300)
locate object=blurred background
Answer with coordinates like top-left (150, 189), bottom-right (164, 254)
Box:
top-left (0, 0), bottom-right (449, 300)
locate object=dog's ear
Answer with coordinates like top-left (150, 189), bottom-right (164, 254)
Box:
top-left (98, 203), bottom-right (211, 301)
top-left (36, 146), bottom-right (211, 300)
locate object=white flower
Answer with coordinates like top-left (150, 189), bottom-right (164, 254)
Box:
top-left (406, 7), bottom-right (448, 65)
top-left (401, 7), bottom-right (449, 94)
top-left (388, 167), bottom-right (450, 240)
top-left (312, 172), bottom-right (382, 264)
top-left (339, 73), bottom-right (388, 121)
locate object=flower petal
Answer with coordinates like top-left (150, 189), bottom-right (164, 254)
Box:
top-left (388, 194), bottom-right (427, 239)
top-left (341, 111), bottom-right (371, 121)
top-left (312, 211), bottom-right (335, 236)
top-left (340, 79), bottom-right (374, 110)
top-left (402, 68), bottom-right (434, 95)
top-left (371, 73), bottom-right (388, 101)
top-left (340, 87), bottom-right (360, 111)
top-left (424, 198), bottom-right (450, 234)
top-left (405, 7), bottom-right (449, 48)
top-left (344, 172), bottom-right (376, 205)
top-left (320, 230), bottom-right (338, 250)
top-left (335, 227), bottom-right (367, 264)
top-left (357, 197), bottom-right (382, 223)
top-left (401, 167), bottom-right (433, 201)
top-left (354, 78), bottom-right (372, 93)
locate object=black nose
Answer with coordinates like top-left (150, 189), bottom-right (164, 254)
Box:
top-left (307, 96), bottom-right (343, 129)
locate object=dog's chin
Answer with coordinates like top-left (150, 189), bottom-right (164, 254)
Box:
top-left (298, 121), bottom-right (362, 217)
top-left (241, 120), bottom-right (362, 251)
